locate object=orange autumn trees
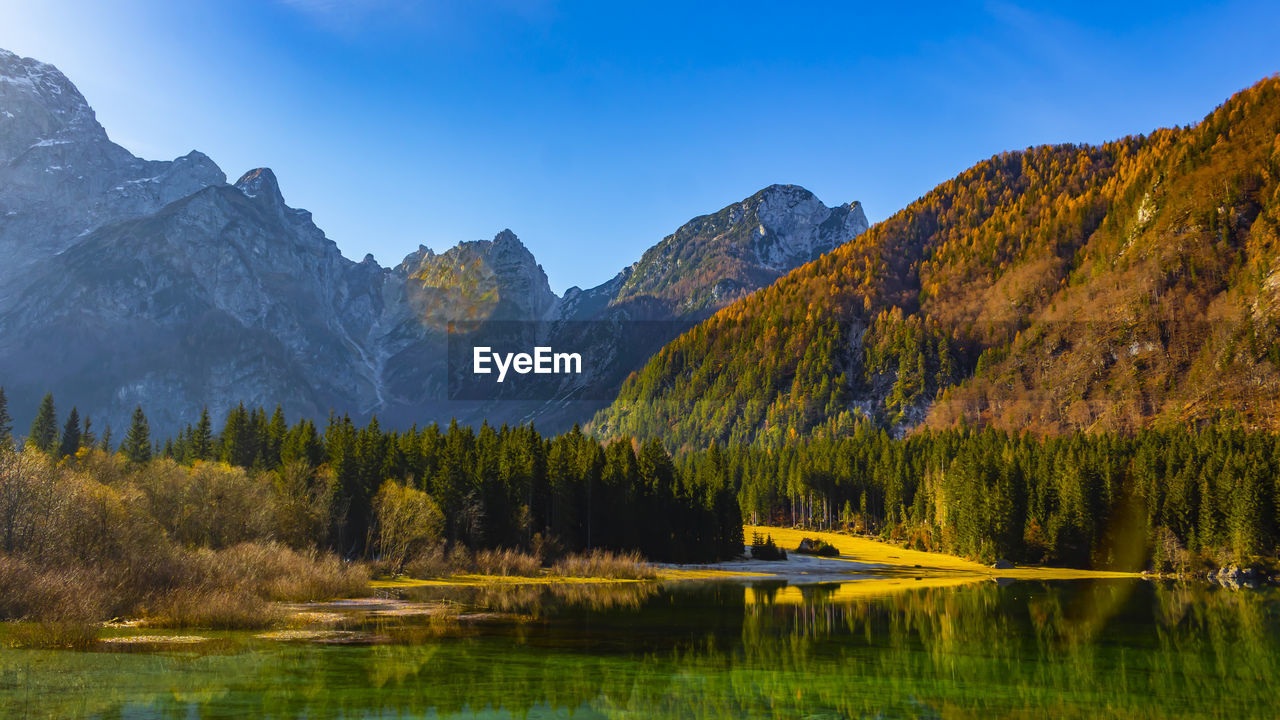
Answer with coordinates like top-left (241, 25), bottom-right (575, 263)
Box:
top-left (591, 75), bottom-right (1280, 445)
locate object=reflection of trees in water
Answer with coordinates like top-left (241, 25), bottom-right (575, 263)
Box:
top-left (735, 580), bottom-right (1280, 718)
top-left (2, 581), bottom-right (1278, 719)
top-left (404, 581), bottom-right (663, 616)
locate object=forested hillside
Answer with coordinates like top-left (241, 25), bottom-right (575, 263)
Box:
top-left (592, 76), bottom-right (1280, 445)
top-left (696, 425), bottom-right (1279, 569)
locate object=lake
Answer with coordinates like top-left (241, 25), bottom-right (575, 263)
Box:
top-left (0, 578), bottom-right (1275, 718)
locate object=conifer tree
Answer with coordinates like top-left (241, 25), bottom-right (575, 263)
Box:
top-left (122, 405), bottom-right (151, 463)
top-left (192, 406), bottom-right (213, 461)
top-left (0, 387), bottom-right (12, 450)
top-left (220, 403), bottom-right (253, 467)
top-left (58, 407), bottom-right (81, 458)
top-left (99, 425), bottom-right (113, 452)
top-left (81, 415), bottom-right (96, 449)
top-left (28, 393), bottom-right (58, 453)
top-left (265, 405), bottom-right (287, 468)
top-left (249, 406), bottom-right (268, 468)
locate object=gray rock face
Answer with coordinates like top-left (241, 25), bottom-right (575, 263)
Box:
top-left (368, 228), bottom-right (561, 427)
top-left (0, 49), bottom-right (224, 295)
top-left (0, 164), bottom-right (384, 433)
top-left (0, 48), bottom-right (869, 437)
top-left (610, 183), bottom-right (868, 314)
top-left (505, 185), bottom-right (868, 430)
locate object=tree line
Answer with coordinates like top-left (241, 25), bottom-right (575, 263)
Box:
top-left (9, 383), bottom-right (1278, 570)
top-left (709, 424), bottom-right (1280, 569)
top-left (0, 388), bottom-right (742, 563)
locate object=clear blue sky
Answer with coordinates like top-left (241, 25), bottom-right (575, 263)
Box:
top-left (2, 1), bottom-right (1278, 293)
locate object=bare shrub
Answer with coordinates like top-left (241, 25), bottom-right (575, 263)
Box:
top-left (191, 542), bottom-right (369, 602)
top-left (271, 461), bottom-right (336, 550)
top-left (402, 544), bottom-right (476, 579)
top-left (0, 555), bottom-right (112, 622)
top-left (1152, 526), bottom-right (1192, 573)
top-left (0, 449), bottom-right (367, 630)
top-left (146, 587), bottom-right (280, 630)
top-left (0, 450), bottom-right (60, 555)
top-left (550, 550), bottom-right (656, 580)
top-left (73, 448), bottom-right (132, 488)
top-left (474, 548), bottom-right (543, 577)
top-left (136, 460), bottom-right (274, 548)
top-left (373, 481), bottom-right (444, 574)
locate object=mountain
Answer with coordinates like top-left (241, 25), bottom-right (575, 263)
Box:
top-left (590, 76), bottom-right (1280, 445)
top-left (500, 184), bottom-right (868, 430)
top-left (0, 48), bottom-right (867, 436)
top-left (0, 49), bottom-right (224, 294)
top-left (369, 229), bottom-right (560, 428)
top-left (608, 184), bottom-right (867, 314)
top-left (371, 185), bottom-right (866, 430)
top-left (0, 164), bottom-right (386, 433)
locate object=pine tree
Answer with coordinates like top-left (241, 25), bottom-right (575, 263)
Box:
top-left (81, 415), bottom-right (96, 449)
top-left (99, 425), bottom-right (113, 452)
top-left (0, 386), bottom-right (12, 450)
top-left (191, 406), bottom-right (213, 461)
top-left (122, 405), bottom-right (151, 463)
top-left (58, 407), bottom-right (82, 458)
top-left (264, 405), bottom-right (287, 468)
top-left (249, 406), bottom-right (268, 468)
top-left (28, 393), bottom-right (58, 453)
top-left (220, 403), bottom-right (253, 467)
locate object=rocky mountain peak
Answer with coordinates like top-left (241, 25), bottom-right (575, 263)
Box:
top-left (493, 228), bottom-right (521, 246)
top-left (0, 46), bottom-right (878, 438)
top-left (753, 182), bottom-right (817, 204)
top-left (745, 184), bottom-right (868, 269)
top-left (610, 184), bottom-right (869, 311)
top-left (172, 150), bottom-right (225, 180)
top-left (0, 48), bottom-right (106, 161)
top-left (235, 167), bottom-right (283, 204)
top-left (478, 230), bottom-right (556, 318)
top-left (0, 49), bottom-right (228, 290)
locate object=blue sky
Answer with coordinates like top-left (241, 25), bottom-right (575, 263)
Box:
top-left (2, 1), bottom-right (1278, 293)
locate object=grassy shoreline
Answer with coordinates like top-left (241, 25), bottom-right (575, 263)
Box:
top-left (373, 524), bottom-right (1141, 591)
top-left (2, 523), bottom-right (1146, 649)
top-left (743, 525), bottom-right (1142, 580)
top-left (371, 565), bottom-right (773, 589)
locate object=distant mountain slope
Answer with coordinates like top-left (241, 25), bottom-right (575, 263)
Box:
top-left (504, 185), bottom-right (867, 430)
top-left (0, 48), bottom-right (868, 436)
top-left (590, 76), bottom-right (1280, 445)
top-left (0, 49), bottom-right (224, 293)
top-left (0, 167), bottom-right (385, 432)
top-left (374, 186), bottom-right (867, 431)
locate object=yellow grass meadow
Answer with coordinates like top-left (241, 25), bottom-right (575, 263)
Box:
top-left (744, 525), bottom-right (1141, 580)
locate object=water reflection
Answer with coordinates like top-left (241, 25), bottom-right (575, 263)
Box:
top-left (1, 579), bottom-right (1277, 719)
top-left (401, 580), bottom-right (663, 615)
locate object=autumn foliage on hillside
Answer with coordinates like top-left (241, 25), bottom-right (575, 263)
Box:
top-left (592, 76), bottom-right (1280, 444)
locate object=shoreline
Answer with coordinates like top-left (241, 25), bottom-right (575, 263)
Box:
top-left (731, 525), bottom-right (1142, 581)
top-left (372, 524), bottom-right (1143, 592)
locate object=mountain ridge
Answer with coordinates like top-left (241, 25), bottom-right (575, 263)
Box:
top-left (0, 48), bottom-right (869, 435)
top-left (590, 75), bottom-right (1280, 445)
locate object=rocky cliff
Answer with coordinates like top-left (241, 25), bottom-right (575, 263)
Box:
top-left (0, 49), bottom-right (868, 436)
